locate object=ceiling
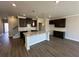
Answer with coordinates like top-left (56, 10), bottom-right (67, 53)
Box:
top-left (0, 1), bottom-right (79, 18)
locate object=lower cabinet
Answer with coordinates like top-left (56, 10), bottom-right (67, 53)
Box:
top-left (20, 31), bottom-right (27, 43)
top-left (53, 31), bottom-right (65, 39)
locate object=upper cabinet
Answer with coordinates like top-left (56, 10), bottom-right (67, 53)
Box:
top-left (18, 17), bottom-right (37, 27)
top-left (26, 18), bottom-right (32, 24)
top-left (49, 20), bottom-right (54, 24)
top-left (49, 18), bottom-right (66, 28)
top-left (54, 18), bottom-right (66, 27)
top-left (19, 18), bottom-right (27, 27)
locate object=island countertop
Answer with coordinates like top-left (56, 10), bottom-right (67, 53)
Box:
top-left (23, 31), bottom-right (47, 37)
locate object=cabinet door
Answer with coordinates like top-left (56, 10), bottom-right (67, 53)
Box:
top-left (26, 18), bottom-right (32, 24)
top-left (53, 31), bottom-right (65, 39)
top-left (49, 20), bottom-right (54, 24)
top-left (19, 18), bottom-right (27, 27)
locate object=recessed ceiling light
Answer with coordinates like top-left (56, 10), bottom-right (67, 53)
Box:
top-left (56, 1), bottom-right (60, 4)
top-left (12, 3), bottom-right (16, 7)
top-left (48, 15), bottom-right (51, 18)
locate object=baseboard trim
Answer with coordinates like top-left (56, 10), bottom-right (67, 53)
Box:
top-left (65, 37), bottom-right (79, 42)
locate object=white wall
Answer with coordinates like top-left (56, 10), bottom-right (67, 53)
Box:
top-left (65, 15), bottom-right (79, 42)
top-left (38, 18), bottom-right (50, 32)
top-left (37, 18), bottom-right (46, 31)
top-left (8, 16), bottom-right (18, 37)
top-left (49, 25), bottom-right (54, 35)
top-left (45, 18), bottom-right (49, 32)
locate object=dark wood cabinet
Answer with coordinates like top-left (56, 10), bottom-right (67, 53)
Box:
top-left (54, 18), bottom-right (66, 27)
top-left (19, 18), bottom-right (32, 27)
top-left (49, 20), bottom-right (54, 24)
top-left (19, 18), bottom-right (37, 27)
top-left (26, 18), bottom-right (32, 24)
top-left (20, 31), bottom-right (27, 43)
top-left (53, 31), bottom-right (65, 39)
top-left (19, 18), bottom-right (27, 27)
top-left (49, 18), bottom-right (66, 28)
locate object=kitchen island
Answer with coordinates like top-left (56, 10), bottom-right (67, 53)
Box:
top-left (23, 31), bottom-right (50, 50)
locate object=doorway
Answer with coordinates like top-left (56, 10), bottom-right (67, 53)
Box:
top-left (39, 23), bottom-right (42, 31)
top-left (3, 18), bottom-right (9, 33)
top-left (4, 23), bottom-right (9, 33)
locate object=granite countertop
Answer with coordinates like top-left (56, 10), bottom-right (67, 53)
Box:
top-left (23, 31), bottom-right (46, 37)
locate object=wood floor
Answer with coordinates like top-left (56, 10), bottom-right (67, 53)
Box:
top-left (0, 33), bottom-right (79, 57)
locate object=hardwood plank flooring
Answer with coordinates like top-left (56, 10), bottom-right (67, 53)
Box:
top-left (0, 33), bottom-right (79, 57)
